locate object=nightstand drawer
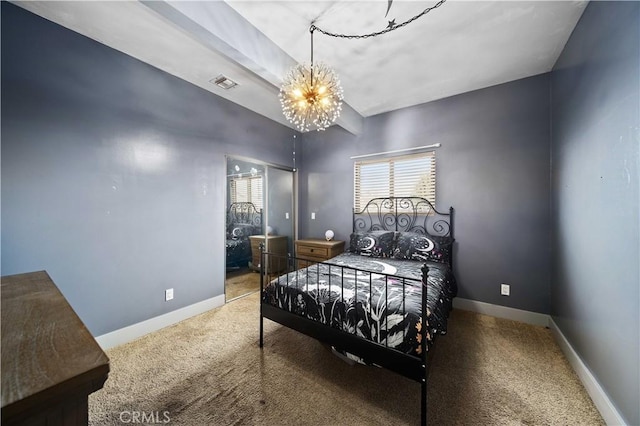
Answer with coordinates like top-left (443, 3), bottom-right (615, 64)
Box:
top-left (297, 245), bottom-right (329, 258)
top-left (296, 259), bottom-right (315, 269)
top-left (294, 239), bottom-right (345, 267)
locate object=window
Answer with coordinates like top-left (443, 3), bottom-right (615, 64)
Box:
top-left (354, 151), bottom-right (436, 211)
top-left (230, 176), bottom-right (263, 210)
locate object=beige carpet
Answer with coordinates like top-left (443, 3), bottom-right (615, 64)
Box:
top-left (89, 293), bottom-right (604, 425)
top-left (225, 269), bottom-right (260, 300)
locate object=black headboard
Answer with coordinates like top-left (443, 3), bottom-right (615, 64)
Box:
top-left (353, 197), bottom-right (454, 239)
top-left (227, 202), bottom-right (262, 228)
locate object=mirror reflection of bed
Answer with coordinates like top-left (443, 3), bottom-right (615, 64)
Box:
top-left (225, 157), bottom-right (265, 301)
top-left (225, 201), bottom-right (262, 300)
top-left (225, 156), bottom-right (295, 301)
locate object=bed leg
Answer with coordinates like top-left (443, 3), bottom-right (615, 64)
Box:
top-left (259, 242), bottom-right (264, 349)
top-left (259, 313), bottom-right (264, 348)
top-left (259, 283), bottom-right (264, 348)
top-left (421, 377), bottom-right (427, 426)
top-left (421, 263), bottom-right (430, 425)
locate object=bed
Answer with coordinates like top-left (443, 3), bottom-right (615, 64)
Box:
top-left (259, 196), bottom-right (456, 425)
top-left (225, 202), bottom-right (262, 270)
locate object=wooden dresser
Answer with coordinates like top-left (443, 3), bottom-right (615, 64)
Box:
top-left (295, 239), bottom-right (345, 268)
top-left (249, 235), bottom-right (288, 273)
top-left (1, 271), bottom-right (109, 426)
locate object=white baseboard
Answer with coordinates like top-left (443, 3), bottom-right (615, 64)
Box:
top-left (453, 297), bottom-right (550, 327)
top-left (549, 318), bottom-right (627, 426)
top-left (455, 298), bottom-right (625, 425)
top-left (94, 294), bottom-right (626, 425)
top-left (95, 295), bottom-right (225, 350)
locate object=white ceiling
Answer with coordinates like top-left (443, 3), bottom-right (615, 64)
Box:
top-left (14, 0), bottom-right (587, 135)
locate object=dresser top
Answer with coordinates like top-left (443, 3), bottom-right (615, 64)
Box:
top-left (1, 271), bottom-right (109, 415)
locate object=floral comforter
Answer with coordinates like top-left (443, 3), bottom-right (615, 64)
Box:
top-left (262, 252), bottom-right (457, 356)
top-left (226, 238), bottom-right (251, 268)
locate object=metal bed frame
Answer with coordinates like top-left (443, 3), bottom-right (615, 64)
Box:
top-left (259, 197), bottom-right (454, 425)
top-left (226, 202), bottom-right (262, 229)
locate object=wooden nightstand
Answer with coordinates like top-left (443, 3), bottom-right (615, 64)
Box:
top-left (249, 235), bottom-right (288, 273)
top-left (295, 239), bottom-right (345, 268)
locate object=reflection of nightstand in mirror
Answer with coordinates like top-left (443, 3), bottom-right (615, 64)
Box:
top-left (295, 239), bottom-right (345, 269)
top-left (249, 235), bottom-right (288, 273)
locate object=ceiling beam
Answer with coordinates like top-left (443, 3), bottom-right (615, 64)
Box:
top-left (141, 0), bottom-right (364, 135)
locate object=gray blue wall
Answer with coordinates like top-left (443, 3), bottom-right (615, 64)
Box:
top-left (1, 3), bottom-right (294, 336)
top-left (550, 2), bottom-right (640, 424)
top-left (300, 74), bottom-right (552, 314)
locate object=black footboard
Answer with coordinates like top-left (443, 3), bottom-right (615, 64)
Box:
top-left (258, 249), bottom-right (436, 425)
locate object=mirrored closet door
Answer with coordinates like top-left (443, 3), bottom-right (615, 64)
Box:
top-left (225, 156), bottom-right (294, 301)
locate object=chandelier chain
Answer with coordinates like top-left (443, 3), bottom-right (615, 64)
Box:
top-left (310, 0), bottom-right (446, 39)
top-left (310, 26), bottom-right (314, 86)
top-left (281, 0), bottom-right (448, 131)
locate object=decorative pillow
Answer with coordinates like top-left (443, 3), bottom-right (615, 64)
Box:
top-left (228, 223), bottom-right (259, 240)
top-left (349, 231), bottom-right (397, 258)
top-left (393, 232), bottom-right (453, 264)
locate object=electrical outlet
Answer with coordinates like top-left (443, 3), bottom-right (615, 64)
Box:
top-left (285, 212), bottom-right (289, 219)
top-left (311, 212), bottom-right (316, 220)
top-left (501, 284), bottom-right (510, 296)
top-left (165, 288), bottom-right (174, 301)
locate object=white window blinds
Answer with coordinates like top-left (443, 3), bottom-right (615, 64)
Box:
top-left (230, 176), bottom-right (263, 211)
top-left (354, 151), bottom-right (436, 211)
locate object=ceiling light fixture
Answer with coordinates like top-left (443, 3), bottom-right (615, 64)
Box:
top-left (279, 26), bottom-right (343, 132)
top-left (279, 0), bottom-right (447, 132)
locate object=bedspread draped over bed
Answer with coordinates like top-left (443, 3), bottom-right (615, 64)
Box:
top-left (226, 202), bottom-right (262, 269)
top-left (263, 252), bottom-right (457, 357)
top-left (226, 239), bottom-right (252, 268)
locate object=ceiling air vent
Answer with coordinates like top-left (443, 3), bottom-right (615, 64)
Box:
top-left (211, 75), bottom-right (238, 90)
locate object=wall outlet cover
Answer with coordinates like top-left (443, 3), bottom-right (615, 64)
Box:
top-left (501, 284), bottom-right (510, 296)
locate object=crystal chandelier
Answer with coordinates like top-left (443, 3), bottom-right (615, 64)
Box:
top-left (279, 26), bottom-right (343, 132)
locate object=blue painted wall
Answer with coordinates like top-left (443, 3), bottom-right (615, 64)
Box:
top-left (300, 74), bottom-right (552, 314)
top-left (550, 2), bottom-right (640, 424)
top-left (1, 3), bottom-right (294, 336)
